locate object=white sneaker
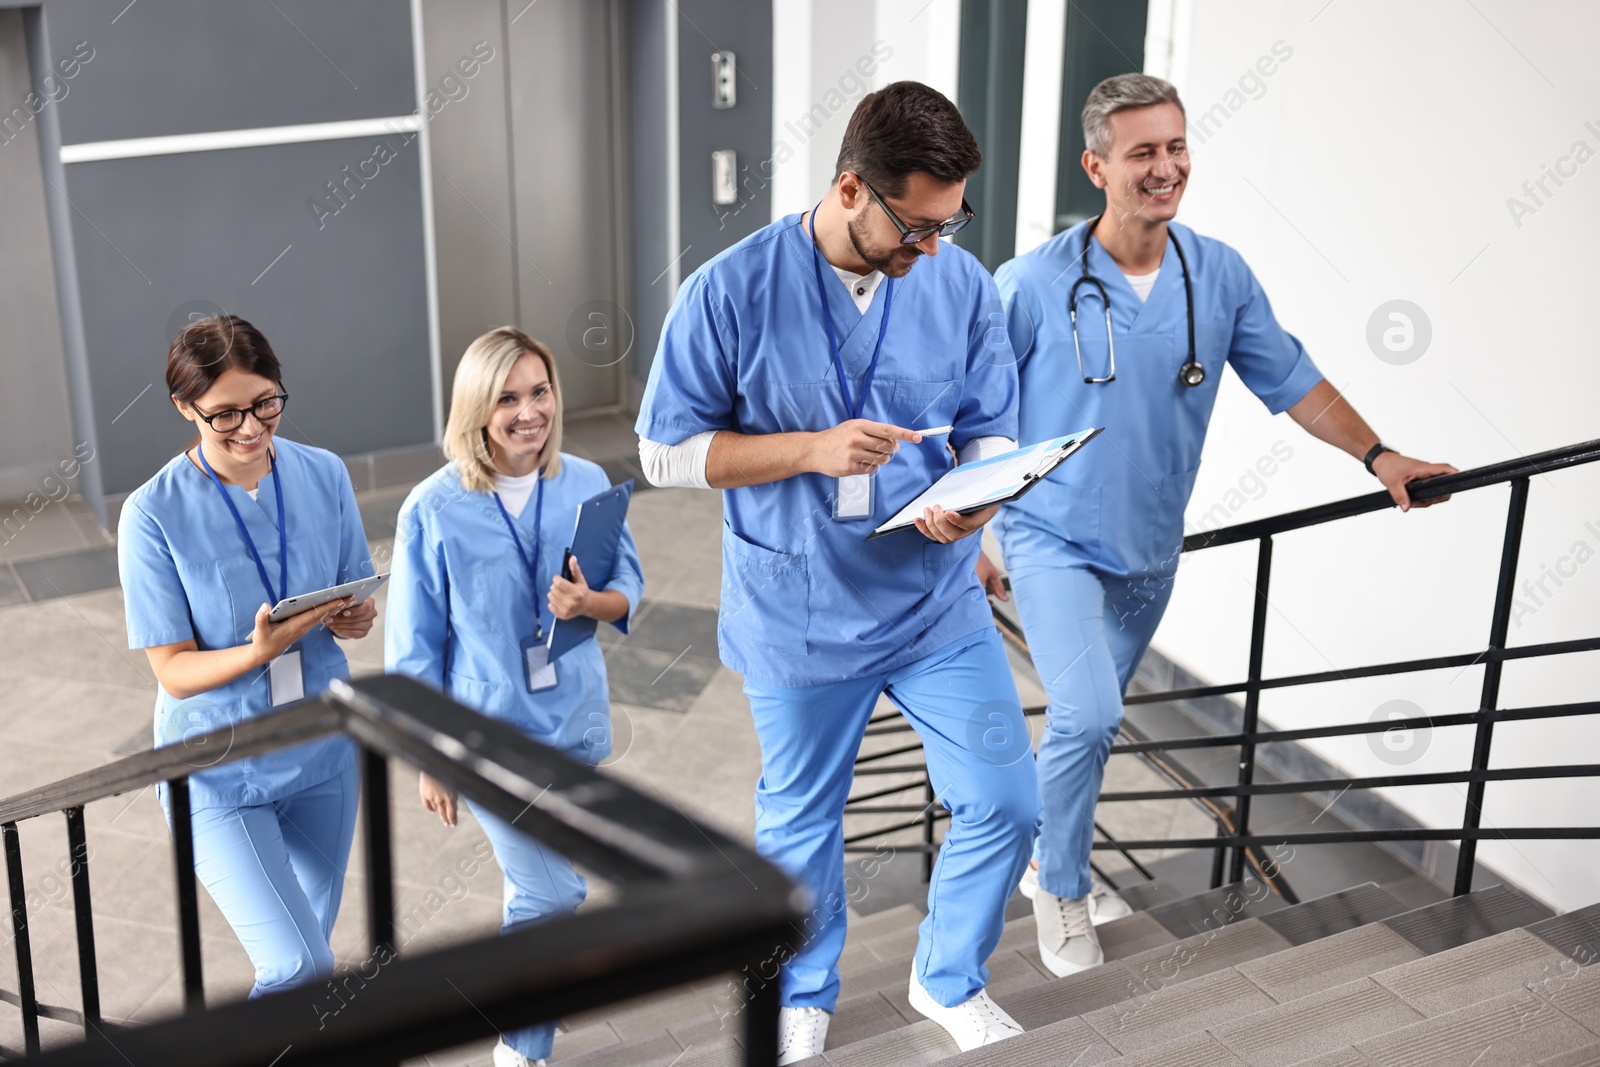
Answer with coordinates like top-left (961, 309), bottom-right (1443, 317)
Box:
top-left (907, 969), bottom-right (1024, 1052)
top-left (1090, 883), bottom-right (1133, 923)
top-left (776, 1006), bottom-right (830, 1065)
top-left (1018, 865), bottom-right (1133, 925)
top-left (1034, 887), bottom-right (1103, 976)
top-left (491, 1038), bottom-right (546, 1067)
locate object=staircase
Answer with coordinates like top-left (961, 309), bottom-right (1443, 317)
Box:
top-left (548, 878), bottom-right (1600, 1067)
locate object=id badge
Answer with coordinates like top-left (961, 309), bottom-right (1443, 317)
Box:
top-left (523, 638), bottom-right (559, 693)
top-left (268, 649), bottom-right (305, 707)
top-left (833, 473), bottom-right (873, 521)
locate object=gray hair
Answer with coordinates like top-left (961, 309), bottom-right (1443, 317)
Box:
top-left (1082, 74), bottom-right (1185, 157)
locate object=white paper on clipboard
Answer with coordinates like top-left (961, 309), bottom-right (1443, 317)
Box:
top-left (866, 429), bottom-right (1099, 540)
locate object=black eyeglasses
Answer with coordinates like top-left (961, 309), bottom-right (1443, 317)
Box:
top-left (192, 393), bottom-right (287, 433)
top-left (860, 178), bottom-right (975, 245)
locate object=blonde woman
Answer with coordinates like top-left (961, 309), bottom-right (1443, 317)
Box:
top-left (385, 327), bottom-right (643, 1067)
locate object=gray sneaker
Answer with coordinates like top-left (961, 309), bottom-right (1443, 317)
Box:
top-left (1034, 887), bottom-right (1103, 976)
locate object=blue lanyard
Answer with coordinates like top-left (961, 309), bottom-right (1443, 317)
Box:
top-left (492, 475), bottom-right (548, 638)
top-left (197, 443), bottom-right (288, 606)
top-left (808, 201), bottom-right (896, 420)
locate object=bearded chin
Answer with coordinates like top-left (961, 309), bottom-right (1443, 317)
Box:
top-left (847, 212), bottom-right (914, 277)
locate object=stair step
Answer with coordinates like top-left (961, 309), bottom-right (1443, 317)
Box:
top-left (1000, 962), bottom-right (1150, 1031)
top-left (1113, 878), bottom-right (1183, 913)
top-left (1534, 956), bottom-right (1600, 1035)
top-left (1258, 882), bottom-right (1406, 945)
top-left (1529, 901), bottom-right (1600, 964)
top-left (1139, 880), bottom-right (1291, 938)
top-left (673, 1037), bottom-right (746, 1067)
top-left (563, 976), bottom-right (730, 1033)
top-left (1532, 1042), bottom-right (1600, 1067)
top-left (819, 1018), bottom-right (957, 1065)
top-left (1236, 922), bottom-right (1424, 1003)
top-left (847, 904), bottom-right (926, 946)
top-left (1285, 1048), bottom-right (1382, 1066)
top-left (1105, 1032), bottom-right (1248, 1066)
top-left (937, 1018), bottom-right (1120, 1066)
top-left (1118, 917), bottom-right (1293, 989)
top-left (1382, 883), bottom-right (1554, 954)
top-left (1351, 987), bottom-right (1596, 1065)
top-left (1077, 966), bottom-right (1276, 1055)
top-left (1372, 928), bottom-right (1571, 1016)
top-left (1207, 976), bottom-right (1425, 1065)
top-left (560, 1029), bottom-right (688, 1067)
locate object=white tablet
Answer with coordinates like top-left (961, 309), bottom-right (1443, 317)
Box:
top-left (269, 573), bottom-right (390, 623)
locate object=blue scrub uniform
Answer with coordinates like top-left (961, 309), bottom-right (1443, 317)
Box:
top-left (118, 437), bottom-right (369, 995)
top-left (993, 220), bottom-right (1324, 898)
top-left (385, 454), bottom-right (643, 1062)
top-left (636, 213), bottom-right (1039, 1012)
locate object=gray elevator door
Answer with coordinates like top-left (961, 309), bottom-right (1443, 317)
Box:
top-left (425, 0), bottom-right (626, 414)
top-left (505, 0), bottom-right (625, 412)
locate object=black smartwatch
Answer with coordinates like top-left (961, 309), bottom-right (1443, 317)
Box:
top-left (1363, 442), bottom-right (1395, 476)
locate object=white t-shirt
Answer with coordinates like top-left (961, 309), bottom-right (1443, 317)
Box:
top-left (1125, 268), bottom-right (1159, 302)
top-left (833, 264), bottom-right (884, 314)
top-left (494, 468), bottom-right (540, 518)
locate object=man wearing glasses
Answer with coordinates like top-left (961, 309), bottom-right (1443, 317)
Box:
top-left (638, 81), bottom-right (1035, 1062)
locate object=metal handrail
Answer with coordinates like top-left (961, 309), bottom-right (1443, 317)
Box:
top-left (841, 438), bottom-right (1600, 901)
top-left (2, 675), bottom-right (800, 1065)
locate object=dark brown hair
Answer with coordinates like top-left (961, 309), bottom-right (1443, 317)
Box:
top-left (167, 315), bottom-right (282, 449)
top-left (167, 314), bottom-right (281, 402)
top-left (834, 81), bottom-right (982, 199)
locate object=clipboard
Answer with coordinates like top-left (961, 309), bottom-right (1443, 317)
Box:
top-left (547, 479), bottom-right (634, 664)
top-left (865, 428), bottom-right (1101, 541)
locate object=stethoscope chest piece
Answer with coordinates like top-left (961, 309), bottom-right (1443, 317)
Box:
top-left (1180, 360), bottom-right (1206, 387)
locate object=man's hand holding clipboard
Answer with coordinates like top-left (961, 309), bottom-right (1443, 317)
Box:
top-left (867, 429), bottom-right (1102, 541)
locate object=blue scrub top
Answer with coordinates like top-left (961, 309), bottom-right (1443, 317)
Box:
top-left (384, 455), bottom-right (643, 761)
top-left (994, 220), bottom-right (1324, 578)
top-left (118, 437), bottom-right (369, 808)
top-left (635, 213), bottom-right (1019, 687)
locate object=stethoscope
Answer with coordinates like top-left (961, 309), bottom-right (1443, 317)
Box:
top-left (1068, 216), bottom-right (1205, 388)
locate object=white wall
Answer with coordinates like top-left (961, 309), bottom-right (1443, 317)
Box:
top-left (769, 0), bottom-right (961, 221)
top-left (1151, 0), bottom-right (1600, 910)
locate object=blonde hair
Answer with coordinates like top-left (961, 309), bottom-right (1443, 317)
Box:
top-left (443, 326), bottom-right (564, 494)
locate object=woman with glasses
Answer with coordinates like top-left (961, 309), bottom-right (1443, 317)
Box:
top-left (385, 326), bottom-right (643, 1067)
top-left (117, 314), bottom-right (376, 997)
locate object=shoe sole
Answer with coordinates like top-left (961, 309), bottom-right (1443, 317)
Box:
top-left (907, 976), bottom-right (1024, 1052)
top-left (1037, 936), bottom-right (1104, 978)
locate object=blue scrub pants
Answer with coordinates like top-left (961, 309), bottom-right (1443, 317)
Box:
top-left (744, 630), bottom-right (1039, 1011)
top-left (1006, 563), bottom-right (1171, 899)
top-left (186, 766), bottom-right (359, 998)
top-left (466, 797), bottom-right (589, 1061)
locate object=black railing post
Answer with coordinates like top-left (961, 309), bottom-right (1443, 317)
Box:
top-left (1455, 477), bottom-right (1530, 895)
top-left (362, 748), bottom-right (396, 953)
top-left (3, 821), bottom-right (40, 1055)
top-left (744, 954), bottom-right (780, 1067)
top-left (168, 777), bottom-right (205, 1012)
top-left (921, 781), bottom-right (935, 883)
top-left (1228, 537), bottom-right (1274, 884)
top-left (64, 807), bottom-right (102, 1036)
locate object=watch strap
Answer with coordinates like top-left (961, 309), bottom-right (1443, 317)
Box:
top-left (1363, 442), bottom-right (1395, 476)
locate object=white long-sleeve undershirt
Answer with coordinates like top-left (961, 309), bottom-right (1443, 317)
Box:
top-left (637, 432), bottom-right (1017, 490)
